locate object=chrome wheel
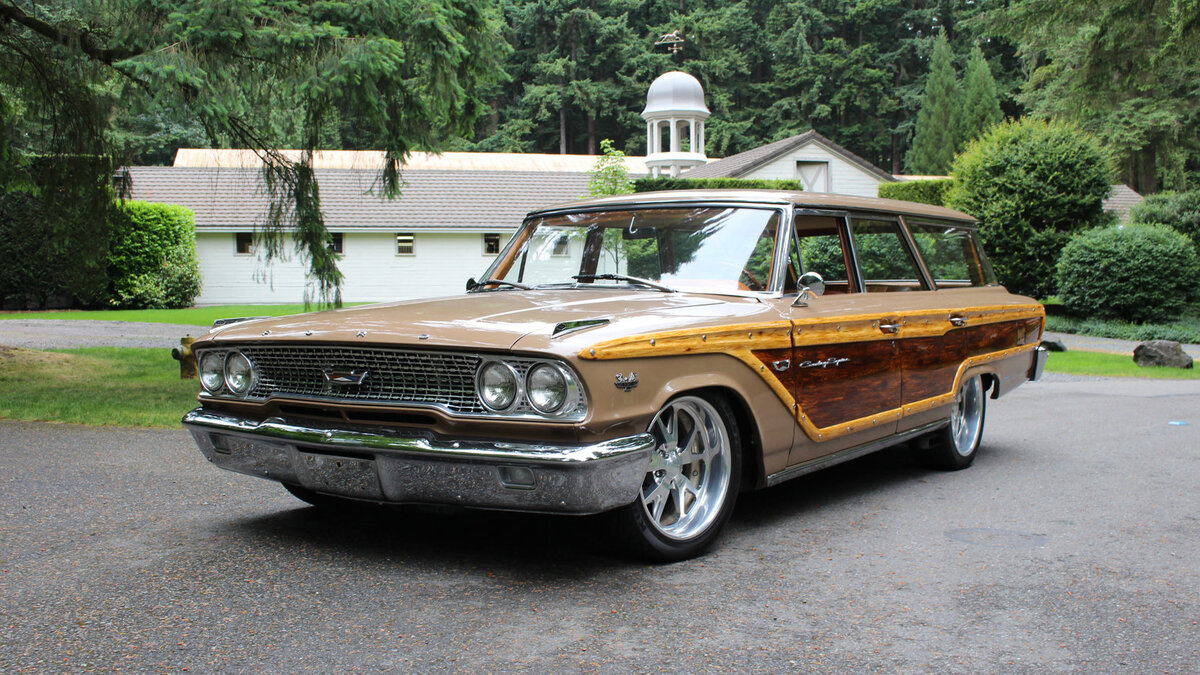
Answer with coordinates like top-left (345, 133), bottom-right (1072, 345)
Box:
top-left (950, 375), bottom-right (985, 457)
top-left (639, 396), bottom-right (733, 541)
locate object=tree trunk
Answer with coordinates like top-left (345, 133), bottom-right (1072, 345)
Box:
top-left (587, 114), bottom-right (595, 155)
top-left (1129, 147), bottom-right (1158, 194)
top-left (559, 104), bottom-right (567, 155)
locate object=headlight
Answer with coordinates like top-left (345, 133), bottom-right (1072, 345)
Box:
top-left (526, 363), bottom-right (568, 413)
top-left (477, 361), bottom-right (519, 411)
top-left (224, 351), bottom-right (255, 395)
top-left (199, 352), bottom-right (225, 393)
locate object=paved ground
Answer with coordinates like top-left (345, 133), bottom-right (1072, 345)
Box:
top-left (2, 378), bottom-right (1198, 673)
top-left (0, 320), bottom-right (210, 349)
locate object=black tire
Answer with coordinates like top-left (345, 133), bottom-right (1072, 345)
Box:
top-left (610, 392), bottom-right (742, 562)
top-left (918, 374), bottom-right (987, 471)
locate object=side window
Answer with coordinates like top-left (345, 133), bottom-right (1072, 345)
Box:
top-left (791, 215), bottom-right (851, 294)
top-left (850, 219), bottom-right (925, 292)
top-left (908, 222), bottom-right (994, 288)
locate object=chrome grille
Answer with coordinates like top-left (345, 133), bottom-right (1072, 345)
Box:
top-left (238, 345), bottom-right (486, 413)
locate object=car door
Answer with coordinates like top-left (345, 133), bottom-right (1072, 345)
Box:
top-left (779, 213), bottom-right (903, 466)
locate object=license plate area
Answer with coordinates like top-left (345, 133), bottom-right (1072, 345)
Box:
top-left (296, 449), bottom-right (383, 500)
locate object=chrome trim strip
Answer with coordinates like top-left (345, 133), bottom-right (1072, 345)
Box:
top-left (183, 408), bottom-right (652, 464)
top-left (765, 420), bottom-right (949, 487)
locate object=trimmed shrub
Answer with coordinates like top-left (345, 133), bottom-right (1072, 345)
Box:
top-left (1056, 224), bottom-right (1200, 323)
top-left (634, 177), bottom-right (803, 192)
top-left (878, 179), bottom-right (953, 206)
top-left (947, 118), bottom-right (1112, 298)
top-left (1129, 189), bottom-right (1200, 250)
top-left (106, 201), bottom-right (202, 308)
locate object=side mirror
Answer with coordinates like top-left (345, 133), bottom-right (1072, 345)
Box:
top-left (792, 271), bottom-right (825, 307)
top-left (466, 277), bottom-right (478, 291)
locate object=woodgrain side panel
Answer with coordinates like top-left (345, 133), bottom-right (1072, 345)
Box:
top-left (900, 329), bottom-right (966, 405)
top-left (791, 340), bottom-right (901, 429)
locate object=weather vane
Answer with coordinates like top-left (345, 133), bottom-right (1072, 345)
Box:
top-left (654, 31), bottom-right (685, 54)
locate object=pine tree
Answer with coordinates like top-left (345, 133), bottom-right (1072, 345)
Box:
top-left (960, 45), bottom-right (1004, 145)
top-left (907, 32), bottom-right (963, 175)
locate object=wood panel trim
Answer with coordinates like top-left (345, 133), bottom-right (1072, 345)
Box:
top-left (580, 305), bottom-right (1043, 443)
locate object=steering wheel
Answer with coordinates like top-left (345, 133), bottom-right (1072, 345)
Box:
top-left (710, 261), bottom-right (766, 291)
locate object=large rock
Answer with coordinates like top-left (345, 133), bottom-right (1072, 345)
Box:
top-left (1133, 340), bottom-right (1194, 369)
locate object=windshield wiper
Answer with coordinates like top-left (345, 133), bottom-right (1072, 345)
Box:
top-left (571, 273), bottom-right (675, 293)
top-left (469, 278), bottom-right (531, 291)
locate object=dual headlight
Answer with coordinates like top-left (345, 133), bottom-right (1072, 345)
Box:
top-left (199, 350), bottom-right (255, 396)
top-left (476, 360), bottom-right (583, 417)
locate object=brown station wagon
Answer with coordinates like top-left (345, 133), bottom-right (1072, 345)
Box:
top-left (183, 190), bottom-right (1048, 560)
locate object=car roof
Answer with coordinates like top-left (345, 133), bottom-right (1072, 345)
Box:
top-left (529, 189), bottom-right (976, 224)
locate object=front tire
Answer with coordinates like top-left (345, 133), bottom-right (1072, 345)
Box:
top-left (920, 374), bottom-right (987, 471)
top-left (612, 393), bottom-right (742, 561)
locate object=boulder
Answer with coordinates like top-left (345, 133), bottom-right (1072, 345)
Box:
top-left (1041, 338), bottom-right (1068, 352)
top-left (1133, 340), bottom-right (1194, 369)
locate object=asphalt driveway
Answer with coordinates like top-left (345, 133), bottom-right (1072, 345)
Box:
top-left (1, 377), bottom-right (1198, 672)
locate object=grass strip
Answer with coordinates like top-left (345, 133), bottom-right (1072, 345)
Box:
top-left (1045, 350), bottom-right (1200, 379)
top-left (1045, 314), bottom-right (1200, 345)
top-left (0, 347), bottom-right (198, 428)
top-left (0, 304), bottom-right (367, 327)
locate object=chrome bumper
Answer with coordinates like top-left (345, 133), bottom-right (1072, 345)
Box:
top-left (1031, 345), bottom-right (1050, 381)
top-left (182, 408), bottom-right (655, 514)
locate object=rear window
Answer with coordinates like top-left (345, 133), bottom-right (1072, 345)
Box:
top-left (907, 221), bottom-right (996, 288)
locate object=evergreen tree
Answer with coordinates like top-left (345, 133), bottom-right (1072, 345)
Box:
top-left (0, 0), bottom-right (507, 306)
top-left (960, 45), bottom-right (1004, 144)
top-left (907, 31), bottom-right (963, 174)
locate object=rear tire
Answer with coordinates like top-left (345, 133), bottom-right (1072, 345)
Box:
top-left (919, 374), bottom-right (987, 471)
top-left (611, 393), bottom-right (742, 562)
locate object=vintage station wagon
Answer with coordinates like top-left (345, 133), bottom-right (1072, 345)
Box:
top-left (183, 190), bottom-right (1047, 560)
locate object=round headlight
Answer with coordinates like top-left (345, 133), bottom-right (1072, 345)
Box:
top-left (526, 363), bottom-right (568, 413)
top-left (199, 352), bottom-right (225, 393)
top-left (477, 361), bottom-right (518, 411)
top-left (224, 351), bottom-right (255, 395)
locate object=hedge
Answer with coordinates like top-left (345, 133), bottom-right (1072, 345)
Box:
top-left (946, 118), bottom-right (1112, 298)
top-left (1129, 189), bottom-right (1200, 251)
top-left (878, 179), bottom-right (953, 206)
top-left (634, 177), bottom-right (803, 192)
top-left (106, 201), bottom-right (202, 308)
top-left (1056, 224), bottom-right (1200, 323)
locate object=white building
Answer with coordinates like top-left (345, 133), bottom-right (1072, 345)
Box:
top-left (127, 77), bottom-right (906, 305)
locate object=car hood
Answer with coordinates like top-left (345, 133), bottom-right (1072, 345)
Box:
top-left (200, 290), bottom-right (744, 351)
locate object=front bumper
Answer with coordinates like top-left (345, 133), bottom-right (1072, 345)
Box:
top-left (182, 408), bottom-right (655, 514)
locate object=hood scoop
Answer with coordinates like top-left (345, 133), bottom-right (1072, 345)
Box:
top-left (552, 319), bottom-right (610, 338)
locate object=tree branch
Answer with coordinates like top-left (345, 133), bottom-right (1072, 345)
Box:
top-left (0, 2), bottom-right (141, 65)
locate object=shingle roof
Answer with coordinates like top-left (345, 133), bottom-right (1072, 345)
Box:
top-left (173, 148), bottom-right (650, 174)
top-left (125, 166), bottom-right (590, 230)
top-left (683, 130), bottom-right (895, 182)
top-left (1102, 184), bottom-right (1144, 223)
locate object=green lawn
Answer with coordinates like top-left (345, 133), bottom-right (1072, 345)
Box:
top-left (0, 347), bottom-right (198, 427)
top-left (1045, 350), bottom-right (1200, 379)
top-left (0, 304), bottom-right (369, 326)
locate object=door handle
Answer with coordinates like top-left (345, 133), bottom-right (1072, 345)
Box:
top-left (878, 322), bottom-right (900, 334)
top-left (949, 316), bottom-right (967, 327)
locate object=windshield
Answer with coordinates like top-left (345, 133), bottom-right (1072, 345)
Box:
top-left (477, 206), bottom-right (783, 293)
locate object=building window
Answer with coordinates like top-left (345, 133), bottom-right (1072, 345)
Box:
top-left (483, 233), bottom-right (501, 255)
top-left (329, 232), bottom-right (344, 253)
top-left (396, 233), bottom-right (415, 255)
top-left (235, 232), bottom-right (254, 254)
top-left (551, 233), bottom-right (570, 257)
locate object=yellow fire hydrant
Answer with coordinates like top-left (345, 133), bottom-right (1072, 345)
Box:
top-left (172, 336), bottom-right (197, 379)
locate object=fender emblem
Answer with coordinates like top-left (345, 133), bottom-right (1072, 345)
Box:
top-left (614, 372), bottom-right (639, 392)
top-left (798, 357), bottom-right (851, 369)
top-left (323, 369), bottom-right (370, 386)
